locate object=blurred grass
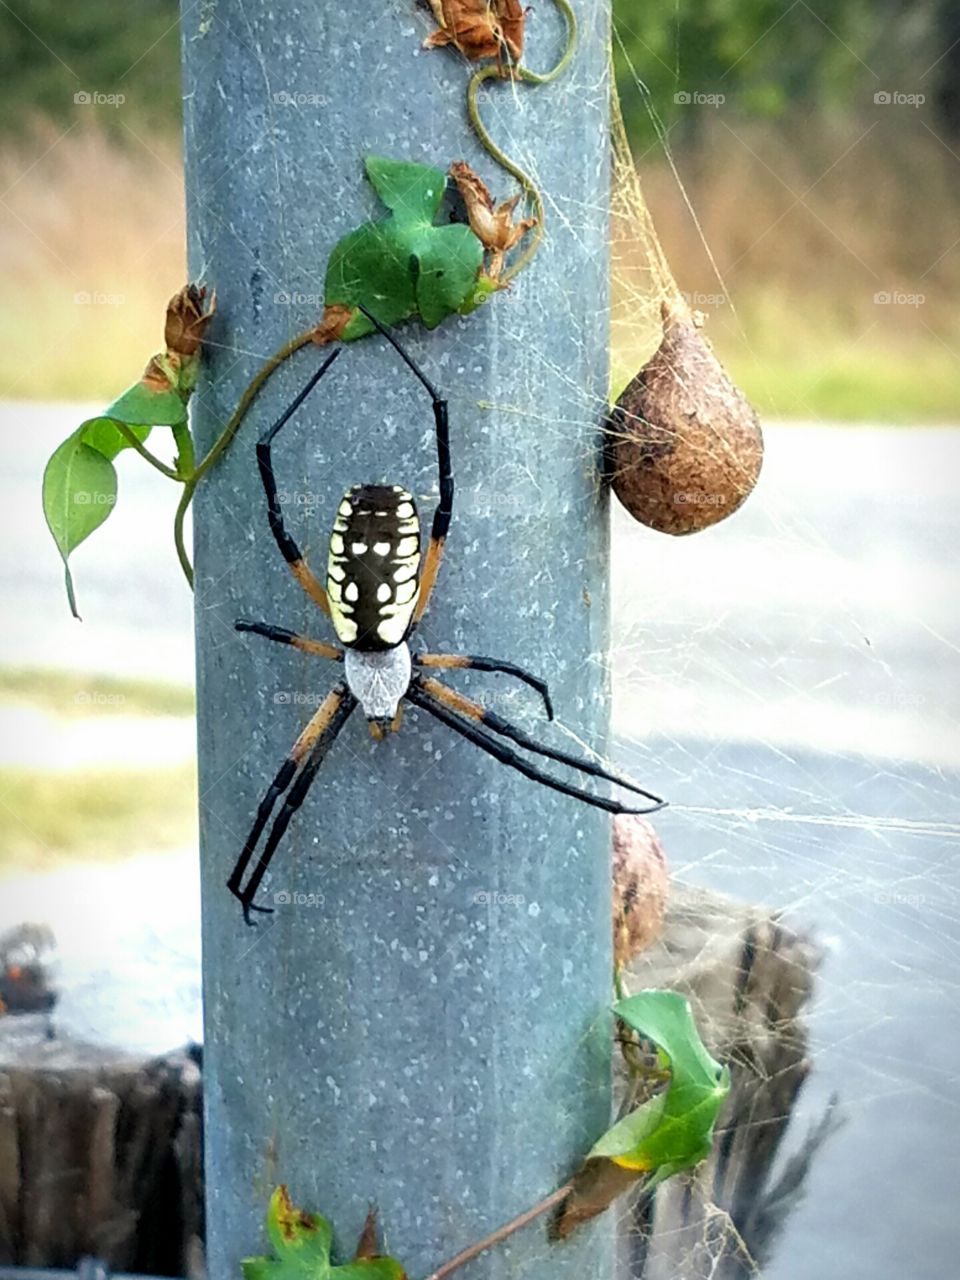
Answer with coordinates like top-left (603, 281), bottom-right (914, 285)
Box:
top-left (0, 119), bottom-right (957, 419)
top-left (0, 763), bottom-right (197, 873)
top-left (0, 665), bottom-right (196, 873)
top-left (0, 124), bottom-right (186, 401)
top-left (0, 667), bottom-right (195, 717)
top-left (615, 115), bottom-right (960, 422)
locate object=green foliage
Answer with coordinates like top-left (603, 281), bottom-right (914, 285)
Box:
top-left (42, 427), bottom-right (121, 619)
top-left (612, 0), bottom-right (920, 144)
top-left (42, 368), bottom-right (190, 617)
top-left (242, 1188), bottom-right (405, 1280)
top-left (0, 0), bottom-right (183, 137)
top-left (0, 666), bottom-right (195, 717)
top-left (0, 763), bottom-right (196, 871)
top-left (0, 0), bottom-right (951, 148)
top-left (326, 156), bottom-right (484, 335)
top-left (594, 990), bottom-right (730, 1186)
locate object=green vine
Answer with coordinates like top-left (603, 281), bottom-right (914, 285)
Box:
top-left (42, 5), bottom-right (579, 616)
top-left (171, 328), bottom-right (316, 586)
top-left (465, 0), bottom-right (578, 283)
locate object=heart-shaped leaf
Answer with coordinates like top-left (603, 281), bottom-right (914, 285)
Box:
top-left (80, 416), bottom-right (152, 461)
top-left (42, 429), bottom-right (119, 619)
top-left (324, 156), bottom-right (484, 338)
top-left (106, 376), bottom-right (187, 426)
top-left (556, 990), bottom-right (730, 1239)
top-left (599, 990), bottom-right (731, 1178)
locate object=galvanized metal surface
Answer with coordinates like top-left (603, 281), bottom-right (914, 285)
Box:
top-left (181, 3), bottom-right (613, 1276)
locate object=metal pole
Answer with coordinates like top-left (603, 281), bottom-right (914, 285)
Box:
top-left (181, 4), bottom-right (613, 1277)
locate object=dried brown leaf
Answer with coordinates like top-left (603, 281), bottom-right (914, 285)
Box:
top-left (424, 0), bottom-right (524, 64)
top-left (449, 160), bottom-right (536, 280)
top-left (165, 283), bottom-right (216, 357)
top-left (312, 304), bottom-right (356, 346)
top-left (353, 1206), bottom-right (380, 1260)
top-left (141, 352), bottom-right (177, 394)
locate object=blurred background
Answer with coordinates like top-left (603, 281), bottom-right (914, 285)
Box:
top-left (0, 3), bottom-right (957, 1280)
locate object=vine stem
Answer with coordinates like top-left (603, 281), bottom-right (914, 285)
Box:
top-left (113, 423), bottom-right (181, 480)
top-left (423, 1182), bottom-right (573, 1280)
top-left (171, 327), bottom-right (317, 586)
top-left (466, 0), bottom-right (578, 284)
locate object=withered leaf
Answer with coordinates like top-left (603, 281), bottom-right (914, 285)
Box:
top-left (449, 160), bottom-right (536, 281)
top-left (165, 283), bottom-right (216, 357)
top-left (312, 304), bottom-right (356, 347)
top-left (424, 0), bottom-right (524, 65)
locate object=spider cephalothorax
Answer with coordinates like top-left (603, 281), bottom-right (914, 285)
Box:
top-left (229, 306), bottom-right (665, 924)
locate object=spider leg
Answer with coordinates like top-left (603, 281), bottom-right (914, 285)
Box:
top-left (227, 682), bottom-right (356, 924)
top-left (354, 306), bottom-right (452, 624)
top-left (256, 348), bottom-right (343, 614)
top-left (235, 619), bottom-right (343, 662)
top-left (405, 680), bottom-right (665, 817)
top-left (415, 676), bottom-right (662, 806)
top-left (413, 652), bottom-right (554, 719)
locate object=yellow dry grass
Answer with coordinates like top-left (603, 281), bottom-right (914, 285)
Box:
top-left (0, 118), bottom-right (956, 420)
top-left (0, 122), bottom-right (185, 400)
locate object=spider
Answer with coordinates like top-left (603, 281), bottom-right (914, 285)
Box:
top-left (229, 307), bottom-right (665, 923)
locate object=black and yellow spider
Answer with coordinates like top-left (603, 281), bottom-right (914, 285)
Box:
top-left (229, 307), bottom-right (665, 923)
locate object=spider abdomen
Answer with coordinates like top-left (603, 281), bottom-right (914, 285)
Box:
top-left (327, 484), bottom-right (421, 650)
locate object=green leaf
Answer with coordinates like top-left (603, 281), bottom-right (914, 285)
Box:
top-left (106, 376), bottom-right (187, 426)
top-left (241, 1188), bottom-right (406, 1280)
top-left (325, 156), bottom-right (484, 335)
top-left (80, 416), bottom-right (152, 461)
top-left (363, 155), bottom-right (446, 222)
top-left (410, 224), bottom-right (485, 329)
top-left (595, 990), bottom-right (731, 1182)
top-left (42, 428), bottom-right (118, 619)
top-left (42, 416), bottom-right (159, 616)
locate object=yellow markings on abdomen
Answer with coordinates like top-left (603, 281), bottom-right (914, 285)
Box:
top-left (327, 483), bottom-right (422, 651)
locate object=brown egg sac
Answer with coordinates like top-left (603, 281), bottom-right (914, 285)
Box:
top-left (612, 815), bottom-right (669, 969)
top-left (609, 298), bottom-right (764, 535)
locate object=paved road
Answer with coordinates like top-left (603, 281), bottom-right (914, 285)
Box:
top-left (2, 404), bottom-right (958, 1279)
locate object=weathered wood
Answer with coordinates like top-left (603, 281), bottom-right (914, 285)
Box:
top-left (0, 880), bottom-right (820, 1279)
top-left (617, 883), bottom-right (826, 1280)
top-left (0, 1017), bottom-right (202, 1276)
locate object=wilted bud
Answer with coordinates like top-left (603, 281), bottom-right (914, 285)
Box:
top-left (424, 0), bottom-right (524, 64)
top-left (312, 303), bottom-right (356, 346)
top-left (164, 283), bottom-right (216, 358)
top-left (449, 161), bottom-right (536, 281)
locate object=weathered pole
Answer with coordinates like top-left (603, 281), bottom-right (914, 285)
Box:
top-left (181, 4), bottom-right (613, 1277)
